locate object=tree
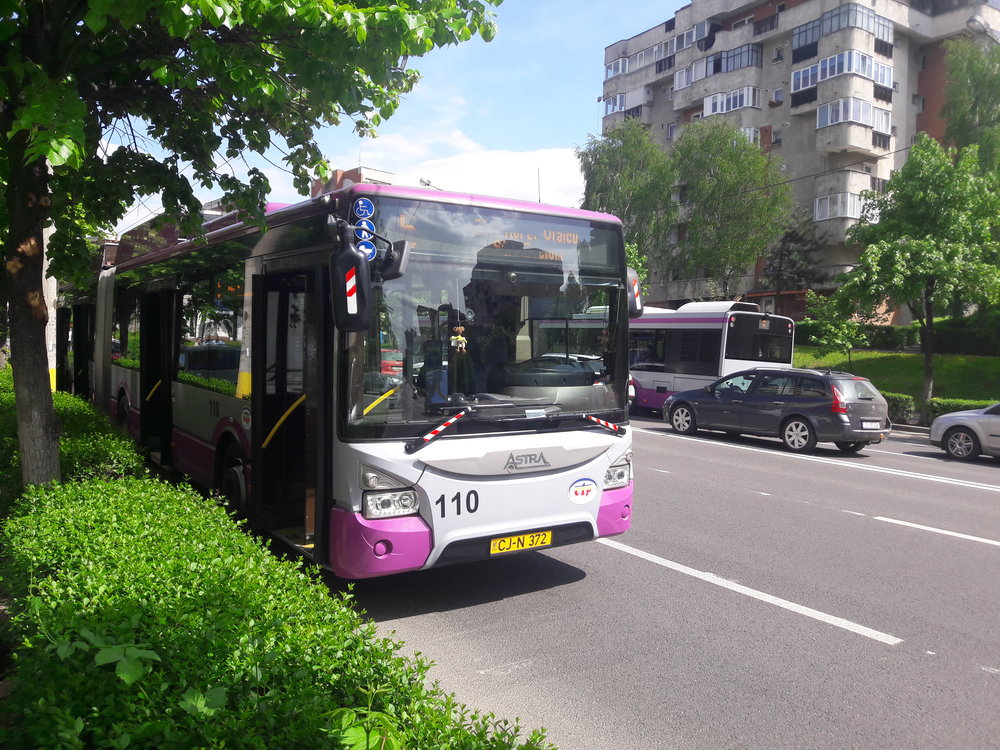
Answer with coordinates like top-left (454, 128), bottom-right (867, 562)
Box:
top-left (942, 35), bottom-right (1000, 172)
top-left (801, 290), bottom-right (866, 362)
top-left (577, 118), bottom-right (676, 277)
top-left (761, 208), bottom-right (828, 294)
top-left (841, 133), bottom-right (1000, 415)
top-left (1, 0), bottom-right (500, 486)
top-left (670, 118), bottom-right (793, 299)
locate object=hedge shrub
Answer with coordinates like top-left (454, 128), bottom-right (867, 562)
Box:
top-left (0, 373), bottom-right (146, 510)
top-left (882, 392), bottom-right (915, 425)
top-left (924, 397), bottom-right (998, 423)
top-left (0, 479), bottom-right (551, 749)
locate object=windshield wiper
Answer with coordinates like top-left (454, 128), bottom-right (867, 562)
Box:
top-left (405, 408), bottom-right (470, 454)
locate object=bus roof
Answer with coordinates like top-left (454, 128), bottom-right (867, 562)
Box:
top-left (345, 183), bottom-right (623, 226)
top-left (112, 183), bottom-right (623, 271)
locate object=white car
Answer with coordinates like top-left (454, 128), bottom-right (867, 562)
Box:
top-left (929, 403), bottom-right (1000, 461)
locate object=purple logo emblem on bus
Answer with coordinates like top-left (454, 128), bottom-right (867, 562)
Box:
top-left (568, 478), bottom-right (598, 504)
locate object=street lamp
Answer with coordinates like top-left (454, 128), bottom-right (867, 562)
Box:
top-left (967, 14), bottom-right (1000, 44)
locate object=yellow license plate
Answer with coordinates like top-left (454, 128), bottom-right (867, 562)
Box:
top-left (490, 530), bottom-right (552, 555)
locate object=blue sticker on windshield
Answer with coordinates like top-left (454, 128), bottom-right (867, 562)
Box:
top-left (354, 219), bottom-right (375, 241)
top-left (353, 197), bottom-right (375, 220)
top-left (357, 240), bottom-right (377, 261)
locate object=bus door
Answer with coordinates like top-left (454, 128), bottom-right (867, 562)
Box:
top-left (139, 290), bottom-right (175, 465)
top-left (251, 271), bottom-right (318, 553)
top-left (70, 303), bottom-right (95, 397)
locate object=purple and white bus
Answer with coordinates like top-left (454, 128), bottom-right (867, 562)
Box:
top-left (628, 302), bottom-right (794, 413)
top-left (61, 181), bottom-right (642, 578)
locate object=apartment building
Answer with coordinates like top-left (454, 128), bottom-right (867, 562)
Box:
top-left (602, 0), bottom-right (1000, 316)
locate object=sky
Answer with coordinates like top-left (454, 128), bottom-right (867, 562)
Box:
top-left (117, 0), bottom-right (687, 233)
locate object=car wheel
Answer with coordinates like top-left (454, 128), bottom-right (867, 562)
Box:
top-left (835, 441), bottom-right (866, 453)
top-left (669, 404), bottom-right (698, 435)
top-left (943, 427), bottom-right (980, 461)
top-left (781, 417), bottom-right (817, 453)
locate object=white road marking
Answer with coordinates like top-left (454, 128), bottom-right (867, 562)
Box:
top-left (651, 468), bottom-right (672, 474)
top-left (634, 427), bottom-right (1000, 494)
top-left (875, 517), bottom-right (1000, 548)
top-left (597, 538), bottom-right (903, 646)
top-left (867, 448), bottom-right (938, 461)
top-left (843, 510), bottom-right (867, 517)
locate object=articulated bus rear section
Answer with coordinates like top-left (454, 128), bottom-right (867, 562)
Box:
top-left (58, 182), bottom-right (643, 578)
top-left (629, 301), bottom-right (795, 413)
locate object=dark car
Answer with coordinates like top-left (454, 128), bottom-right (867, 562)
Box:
top-left (662, 367), bottom-right (892, 453)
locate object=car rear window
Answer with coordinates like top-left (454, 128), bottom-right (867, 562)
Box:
top-left (833, 378), bottom-right (880, 400)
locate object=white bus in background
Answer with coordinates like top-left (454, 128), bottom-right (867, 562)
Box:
top-left (628, 301), bottom-right (795, 413)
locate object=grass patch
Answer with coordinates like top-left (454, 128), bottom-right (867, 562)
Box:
top-left (793, 346), bottom-right (1000, 404)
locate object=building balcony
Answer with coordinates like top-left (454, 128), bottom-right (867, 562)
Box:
top-left (816, 122), bottom-right (881, 157)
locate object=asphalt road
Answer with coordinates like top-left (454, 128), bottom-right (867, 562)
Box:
top-left (349, 417), bottom-right (1000, 749)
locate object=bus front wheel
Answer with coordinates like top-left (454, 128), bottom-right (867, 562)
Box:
top-left (219, 445), bottom-right (248, 515)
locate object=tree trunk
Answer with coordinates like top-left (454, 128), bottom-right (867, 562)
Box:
top-left (4, 146), bottom-right (61, 486)
top-left (920, 294), bottom-right (936, 425)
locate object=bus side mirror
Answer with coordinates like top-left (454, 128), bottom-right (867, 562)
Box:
top-left (627, 268), bottom-right (644, 318)
top-left (330, 220), bottom-right (373, 332)
top-left (381, 240), bottom-right (409, 281)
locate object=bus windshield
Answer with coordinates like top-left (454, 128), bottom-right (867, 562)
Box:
top-left (343, 197), bottom-right (628, 437)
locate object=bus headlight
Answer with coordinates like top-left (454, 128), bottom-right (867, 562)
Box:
top-left (604, 459), bottom-right (632, 490)
top-left (363, 489), bottom-right (420, 519)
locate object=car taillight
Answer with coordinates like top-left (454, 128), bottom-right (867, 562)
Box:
top-left (831, 384), bottom-right (848, 414)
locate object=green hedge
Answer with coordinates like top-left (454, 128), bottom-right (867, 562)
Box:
top-left (0, 370), bottom-right (552, 749)
top-left (882, 392), bottom-right (915, 425)
top-left (924, 397), bottom-right (998, 423)
top-left (0, 369), bottom-right (146, 511)
top-left (1, 479), bottom-right (551, 749)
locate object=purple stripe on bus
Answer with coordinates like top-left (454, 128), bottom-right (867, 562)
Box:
top-left (211, 417), bottom-right (251, 462)
top-left (597, 483), bottom-right (633, 537)
top-left (171, 428), bottom-right (216, 489)
top-left (328, 508), bottom-right (432, 579)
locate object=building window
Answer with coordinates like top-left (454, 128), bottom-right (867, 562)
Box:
top-left (604, 94), bottom-right (626, 116)
top-left (605, 57), bottom-right (628, 79)
top-left (816, 97), bottom-right (891, 134)
top-left (872, 132), bottom-right (891, 149)
top-left (771, 129), bottom-right (783, 146)
top-left (874, 38), bottom-right (893, 58)
top-left (791, 50), bottom-right (893, 92)
top-left (873, 84), bottom-right (893, 103)
top-left (792, 4), bottom-right (893, 50)
top-left (772, 45), bottom-right (785, 63)
top-left (739, 127), bottom-right (761, 145)
top-left (705, 43), bottom-right (764, 76)
top-left (666, 122), bottom-right (678, 140)
top-left (913, 94), bottom-right (925, 113)
top-left (773, 88), bottom-right (785, 105)
top-left (814, 193), bottom-right (865, 221)
top-left (703, 86), bottom-right (762, 117)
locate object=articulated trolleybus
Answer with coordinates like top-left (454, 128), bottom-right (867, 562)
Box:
top-left (628, 301), bottom-right (794, 413)
top-left (65, 182), bottom-right (643, 578)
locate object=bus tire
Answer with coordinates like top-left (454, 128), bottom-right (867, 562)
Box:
top-left (116, 392), bottom-right (129, 430)
top-left (219, 444), bottom-right (247, 515)
top-left (669, 404), bottom-right (697, 435)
